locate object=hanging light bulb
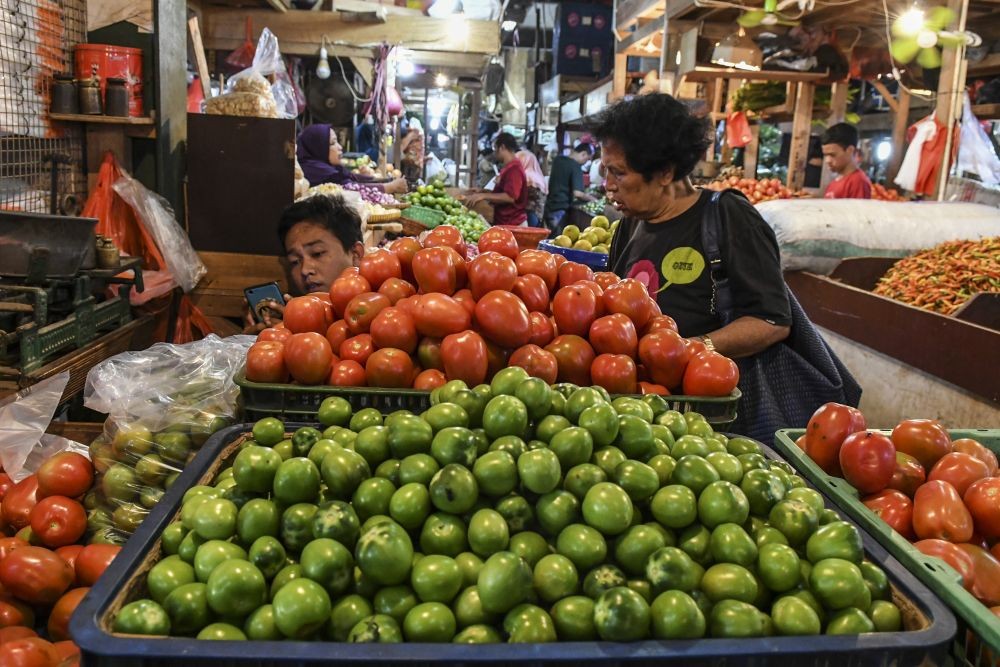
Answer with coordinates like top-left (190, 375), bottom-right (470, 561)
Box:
top-left (316, 42), bottom-right (331, 79)
top-left (897, 8), bottom-right (925, 37)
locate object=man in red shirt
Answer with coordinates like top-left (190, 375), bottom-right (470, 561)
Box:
top-left (464, 132), bottom-right (528, 226)
top-left (821, 123), bottom-right (872, 199)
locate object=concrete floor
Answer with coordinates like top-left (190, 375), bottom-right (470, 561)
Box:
top-left (818, 326), bottom-right (1000, 430)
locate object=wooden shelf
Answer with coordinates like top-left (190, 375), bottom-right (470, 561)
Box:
top-left (968, 53), bottom-right (1000, 78)
top-left (683, 66), bottom-right (831, 84)
top-left (49, 113), bottom-right (154, 125)
top-left (972, 103), bottom-right (1000, 121)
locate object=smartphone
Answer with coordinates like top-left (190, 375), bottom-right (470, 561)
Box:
top-left (244, 282), bottom-right (285, 324)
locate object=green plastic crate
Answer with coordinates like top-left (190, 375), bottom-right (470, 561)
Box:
top-left (400, 205), bottom-right (446, 229)
top-left (773, 427), bottom-right (1000, 667)
top-left (236, 368), bottom-right (741, 425)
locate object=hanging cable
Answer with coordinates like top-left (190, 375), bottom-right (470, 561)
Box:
top-left (880, 0), bottom-right (935, 101)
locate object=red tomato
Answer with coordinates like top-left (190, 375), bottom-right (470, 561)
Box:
top-left (73, 544), bottom-right (120, 587)
top-left (441, 330), bottom-right (489, 386)
top-left (964, 477), bottom-right (1000, 540)
top-left (325, 320), bottom-right (350, 354)
top-left (445, 247), bottom-right (468, 290)
top-left (951, 438), bottom-right (999, 476)
top-left (284, 332), bottom-right (334, 385)
top-left (912, 480), bottom-right (973, 543)
top-left (413, 369), bottom-right (447, 390)
top-left (794, 434), bottom-right (807, 450)
top-left (516, 250), bottom-right (559, 291)
top-left (477, 227), bottom-right (519, 260)
top-left (451, 289), bottom-right (477, 317)
top-left (339, 334), bottom-right (375, 366)
top-left (646, 296), bottom-right (661, 317)
top-left (474, 291), bottom-right (532, 349)
top-left (552, 284), bottom-right (599, 337)
top-left (593, 272), bottom-right (620, 291)
top-left (551, 253), bottom-right (567, 268)
top-left (396, 295), bottom-right (420, 317)
top-left (53, 546), bottom-right (83, 581)
top-left (589, 313), bottom-right (638, 358)
top-left (638, 381), bottom-right (670, 395)
top-left (682, 351), bottom-right (739, 397)
top-left (365, 348), bottom-right (415, 388)
top-left (603, 279), bottom-right (652, 329)
top-left (891, 419), bottom-right (952, 471)
top-left (1, 477), bottom-right (38, 532)
top-left (329, 360), bottom-right (367, 387)
top-left (47, 587), bottom-right (89, 642)
top-left (28, 497), bottom-right (86, 548)
top-left (956, 543), bottom-right (1000, 606)
top-left (839, 431), bottom-right (896, 494)
top-left (508, 344), bottom-right (559, 384)
top-left (0, 627), bottom-right (37, 644)
top-left (35, 453), bottom-right (92, 500)
top-left (684, 337), bottom-right (707, 357)
top-left (245, 341), bottom-right (288, 383)
top-left (467, 252), bottom-right (518, 300)
top-left (378, 277), bottom-right (416, 305)
top-left (888, 452), bottom-right (926, 498)
top-left (545, 335), bottom-right (596, 386)
top-left (258, 327), bottom-right (292, 344)
top-left (282, 295), bottom-right (332, 334)
top-left (643, 314), bottom-right (679, 335)
top-left (929, 453), bottom-right (990, 497)
top-left (591, 354), bottom-right (638, 394)
top-left (557, 262), bottom-right (594, 289)
top-left (0, 637), bottom-right (61, 667)
top-left (343, 292), bottom-right (391, 335)
top-left (411, 247), bottom-right (458, 295)
top-left (862, 489), bottom-right (915, 539)
top-left (803, 403), bottom-right (867, 477)
top-left (512, 274), bottom-right (550, 314)
top-left (0, 596), bottom-right (34, 629)
top-left (359, 248), bottom-right (402, 290)
top-left (0, 538), bottom-right (27, 563)
top-left (423, 225), bottom-right (466, 257)
top-left (413, 294), bottom-right (472, 339)
top-left (913, 539), bottom-right (975, 591)
top-left (0, 546), bottom-right (73, 605)
top-left (417, 337), bottom-right (444, 371)
top-left (329, 274), bottom-right (372, 318)
top-left (528, 312), bottom-right (556, 347)
top-left (370, 307), bottom-right (418, 354)
top-left (390, 237), bottom-right (422, 282)
top-left (484, 340), bottom-right (509, 379)
top-left (637, 330), bottom-right (690, 390)
top-left (52, 641), bottom-right (79, 667)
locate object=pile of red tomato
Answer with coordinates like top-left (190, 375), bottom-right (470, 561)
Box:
top-left (798, 404), bottom-right (1000, 614)
top-left (0, 453), bottom-right (122, 666)
top-left (704, 177), bottom-right (798, 204)
top-left (245, 226), bottom-right (740, 398)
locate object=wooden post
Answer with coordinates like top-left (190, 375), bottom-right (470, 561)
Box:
top-left (154, 0), bottom-right (188, 220)
top-left (612, 52), bottom-right (629, 101)
top-left (744, 122), bottom-right (760, 179)
top-left (887, 89), bottom-right (911, 184)
top-left (934, 0), bottom-right (969, 200)
top-left (188, 17), bottom-right (212, 99)
top-left (706, 78), bottom-right (725, 161)
top-left (787, 82), bottom-right (815, 190)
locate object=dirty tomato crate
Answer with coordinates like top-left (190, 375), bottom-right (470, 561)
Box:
top-left (71, 423), bottom-right (956, 667)
top-left (773, 428), bottom-right (1000, 667)
top-left (236, 369), bottom-right (742, 427)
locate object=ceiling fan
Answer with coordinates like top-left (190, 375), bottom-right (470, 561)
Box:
top-left (737, 0), bottom-right (815, 28)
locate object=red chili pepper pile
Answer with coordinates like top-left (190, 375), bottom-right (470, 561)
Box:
top-left (874, 237), bottom-right (1000, 315)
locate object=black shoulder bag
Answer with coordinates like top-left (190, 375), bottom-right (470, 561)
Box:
top-left (702, 190), bottom-right (862, 444)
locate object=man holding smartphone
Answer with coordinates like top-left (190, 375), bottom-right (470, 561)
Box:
top-left (244, 194), bottom-right (365, 333)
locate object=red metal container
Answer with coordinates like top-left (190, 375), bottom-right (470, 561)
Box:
top-left (74, 44), bottom-right (143, 117)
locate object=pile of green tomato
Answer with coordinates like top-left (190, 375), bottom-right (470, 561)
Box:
top-left (443, 212), bottom-right (490, 244)
top-left (402, 181), bottom-right (466, 217)
top-left (112, 368), bottom-right (905, 644)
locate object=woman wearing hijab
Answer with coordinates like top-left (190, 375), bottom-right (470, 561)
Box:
top-left (517, 149), bottom-right (547, 228)
top-left (297, 123), bottom-right (407, 194)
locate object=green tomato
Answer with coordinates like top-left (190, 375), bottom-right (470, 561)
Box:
top-left (281, 503), bottom-right (318, 552)
top-left (429, 463), bottom-right (479, 514)
top-left (147, 555), bottom-right (196, 604)
top-left (398, 454), bottom-right (440, 486)
top-left (244, 604), bottom-right (283, 641)
top-left (758, 542), bottom-right (802, 593)
top-left (252, 417), bottom-right (285, 447)
top-left (403, 601), bottom-right (457, 642)
top-left (205, 559), bottom-right (266, 618)
top-left (650, 590), bottom-right (706, 639)
top-left (709, 599), bottom-right (769, 638)
top-left (197, 622), bottom-right (246, 640)
top-left (236, 498), bottom-right (280, 546)
top-left (312, 500), bottom-right (361, 548)
top-left (582, 482), bottom-right (633, 536)
top-left (593, 586), bottom-right (650, 641)
top-left (273, 578), bottom-right (332, 639)
top-left (273, 457), bottom-right (321, 505)
top-left (374, 585), bottom-right (418, 624)
top-left (472, 450), bottom-right (518, 498)
top-left (771, 595), bottom-right (822, 636)
top-left (321, 448), bottom-right (371, 500)
top-left (163, 582), bottom-right (211, 635)
top-left (301, 537), bottom-right (355, 596)
top-left (709, 522), bottom-right (758, 567)
top-left (356, 519), bottom-right (414, 585)
top-left (645, 546), bottom-right (704, 594)
top-left (482, 395), bottom-right (529, 440)
top-left (503, 603), bottom-right (557, 643)
top-left (550, 595), bottom-right (597, 640)
top-left (348, 614), bottom-right (404, 643)
top-left (697, 480), bottom-right (750, 528)
top-left (248, 535), bottom-right (287, 580)
top-left (467, 508), bottom-right (510, 557)
top-left (494, 494), bottom-right (534, 535)
top-left (614, 524), bottom-right (667, 576)
top-left (477, 551), bottom-right (533, 614)
top-left (517, 449), bottom-right (562, 495)
top-left (578, 403), bottom-right (621, 449)
top-left (317, 396), bottom-right (352, 427)
top-left (193, 539), bottom-right (247, 583)
top-left (420, 512), bottom-right (468, 556)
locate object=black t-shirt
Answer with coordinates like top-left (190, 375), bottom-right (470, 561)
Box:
top-left (608, 189), bottom-right (791, 337)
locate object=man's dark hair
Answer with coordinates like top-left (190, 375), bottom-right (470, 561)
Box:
top-left (821, 122), bottom-right (860, 149)
top-left (573, 142), bottom-right (595, 157)
top-left (592, 93), bottom-right (711, 182)
top-left (493, 132), bottom-right (519, 153)
top-left (278, 194), bottom-right (363, 252)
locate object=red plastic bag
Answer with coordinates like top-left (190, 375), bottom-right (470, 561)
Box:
top-left (225, 17), bottom-right (255, 70)
top-left (726, 112), bottom-right (752, 149)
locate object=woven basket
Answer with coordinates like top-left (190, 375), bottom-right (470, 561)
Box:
top-left (400, 218), bottom-right (428, 237)
top-left (367, 210), bottom-right (401, 223)
top-left (493, 224), bottom-right (550, 250)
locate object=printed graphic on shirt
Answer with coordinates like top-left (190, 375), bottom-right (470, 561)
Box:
top-left (626, 259), bottom-right (659, 294)
top-left (657, 247), bottom-right (705, 293)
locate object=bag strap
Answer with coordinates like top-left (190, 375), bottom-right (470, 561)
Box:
top-left (702, 190), bottom-right (735, 325)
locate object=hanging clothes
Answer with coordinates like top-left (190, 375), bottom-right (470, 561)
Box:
top-left (895, 115), bottom-right (956, 197)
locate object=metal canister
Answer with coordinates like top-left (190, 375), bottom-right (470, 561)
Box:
top-left (96, 237), bottom-right (120, 269)
top-left (105, 77), bottom-right (129, 117)
top-left (50, 74), bottom-right (78, 114)
top-left (78, 72), bottom-right (102, 115)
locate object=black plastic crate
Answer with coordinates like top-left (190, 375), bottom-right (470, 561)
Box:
top-left (71, 424), bottom-right (956, 667)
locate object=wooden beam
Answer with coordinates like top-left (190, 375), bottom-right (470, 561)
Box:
top-left (349, 57), bottom-right (373, 87)
top-left (616, 14), bottom-right (665, 55)
top-left (155, 0), bottom-right (187, 221)
top-left (887, 88), bottom-right (911, 184)
top-left (744, 122), bottom-right (759, 179)
top-left (787, 82), bottom-right (815, 190)
top-left (188, 17), bottom-right (212, 100)
top-left (612, 52), bottom-right (628, 101)
top-left (615, 0), bottom-right (665, 36)
top-left (264, 0), bottom-right (290, 13)
top-left (202, 8), bottom-right (500, 58)
top-left (934, 0), bottom-right (968, 200)
top-left (870, 80), bottom-right (898, 113)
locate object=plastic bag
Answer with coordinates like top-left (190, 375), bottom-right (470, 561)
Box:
top-left (82, 335), bottom-right (254, 541)
top-left (726, 112), bottom-right (752, 149)
top-left (958, 93), bottom-right (1000, 187)
top-left (225, 28), bottom-right (297, 120)
top-left (113, 168), bottom-right (206, 293)
top-left (0, 372), bottom-right (86, 481)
